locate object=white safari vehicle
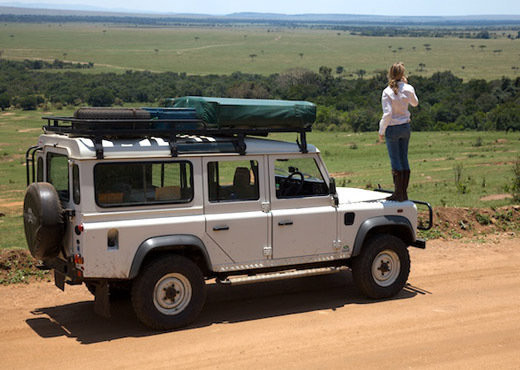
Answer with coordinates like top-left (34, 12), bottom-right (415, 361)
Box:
top-left (23, 98), bottom-right (432, 330)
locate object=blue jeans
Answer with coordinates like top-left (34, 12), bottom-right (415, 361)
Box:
top-left (385, 123), bottom-right (410, 171)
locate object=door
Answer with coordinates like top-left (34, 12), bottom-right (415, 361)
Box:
top-left (203, 156), bottom-right (270, 263)
top-left (45, 149), bottom-right (76, 257)
top-left (269, 155), bottom-right (337, 259)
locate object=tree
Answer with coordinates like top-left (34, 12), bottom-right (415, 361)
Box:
top-left (336, 66), bottom-right (344, 75)
top-left (249, 54), bottom-right (257, 62)
top-left (20, 95), bottom-right (37, 110)
top-left (355, 69), bottom-right (366, 79)
top-left (0, 93), bottom-right (10, 110)
top-left (298, 52), bottom-right (304, 59)
top-left (476, 30), bottom-right (490, 39)
top-left (87, 87), bottom-right (114, 106)
top-left (418, 63), bottom-right (426, 72)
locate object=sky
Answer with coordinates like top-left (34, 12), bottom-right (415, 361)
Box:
top-left (2, 0), bottom-right (520, 16)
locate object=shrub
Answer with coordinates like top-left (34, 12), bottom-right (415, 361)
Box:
top-left (20, 95), bottom-right (37, 110)
top-left (454, 163), bottom-right (469, 194)
top-left (0, 92), bottom-right (10, 110)
top-left (87, 87), bottom-right (114, 107)
top-left (512, 157), bottom-right (520, 203)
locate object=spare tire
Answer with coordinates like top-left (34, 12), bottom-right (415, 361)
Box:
top-left (74, 108), bottom-right (151, 120)
top-left (23, 182), bottom-right (65, 260)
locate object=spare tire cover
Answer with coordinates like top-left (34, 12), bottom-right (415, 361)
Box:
top-left (23, 182), bottom-right (65, 260)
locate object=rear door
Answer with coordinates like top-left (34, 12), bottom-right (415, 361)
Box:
top-left (203, 156), bottom-right (270, 264)
top-left (45, 149), bottom-right (76, 258)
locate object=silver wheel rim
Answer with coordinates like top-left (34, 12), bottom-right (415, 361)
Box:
top-left (371, 250), bottom-right (400, 287)
top-left (153, 273), bottom-right (192, 315)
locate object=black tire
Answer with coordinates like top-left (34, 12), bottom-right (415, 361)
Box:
top-left (74, 107), bottom-right (151, 120)
top-left (131, 255), bottom-right (206, 330)
top-left (351, 234), bottom-right (410, 299)
top-left (85, 281), bottom-right (131, 300)
top-left (23, 182), bottom-right (65, 260)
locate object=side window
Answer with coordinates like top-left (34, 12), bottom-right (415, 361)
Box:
top-left (47, 152), bottom-right (69, 202)
top-left (208, 160), bottom-right (259, 202)
top-left (94, 161), bottom-right (193, 207)
top-left (36, 156), bottom-right (43, 182)
top-left (275, 157), bottom-right (328, 198)
top-left (72, 164), bottom-right (80, 205)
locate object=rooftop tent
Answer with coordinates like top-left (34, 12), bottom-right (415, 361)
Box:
top-left (172, 96), bottom-right (316, 129)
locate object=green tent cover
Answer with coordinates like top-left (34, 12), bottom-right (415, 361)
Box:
top-left (172, 96), bottom-right (316, 130)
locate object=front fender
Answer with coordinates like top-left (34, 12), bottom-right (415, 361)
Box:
top-left (352, 216), bottom-right (415, 257)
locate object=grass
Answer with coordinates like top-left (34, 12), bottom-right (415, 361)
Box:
top-left (1, 108), bottom-right (519, 250)
top-left (1, 23), bottom-right (520, 80)
top-left (270, 130), bottom-right (520, 208)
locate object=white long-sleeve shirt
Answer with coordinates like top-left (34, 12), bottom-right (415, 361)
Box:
top-left (378, 82), bottom-right (419, 135)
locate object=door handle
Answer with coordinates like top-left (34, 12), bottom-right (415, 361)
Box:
top-left (213, 225), bottom-right (229, 231)
top-left (278, 220), bottom-right (293, 226)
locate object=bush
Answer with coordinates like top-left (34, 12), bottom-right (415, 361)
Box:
top-left (0, 92), bottom-right (10, 110)
top-left (512, 157), bottom-right (520, 203)
top-left (87, 87), bottom-right (114, 107)
top-left (19, 95), bottom-right (37, 110)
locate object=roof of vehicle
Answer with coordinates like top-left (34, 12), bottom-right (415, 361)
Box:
top-left (37, 133), bottom-right (319, 159)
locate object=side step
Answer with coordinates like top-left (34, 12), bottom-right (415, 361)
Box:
top-left (217, 266), bottom-right (345, 286)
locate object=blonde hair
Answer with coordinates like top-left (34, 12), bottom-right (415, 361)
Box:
top-left (388, 62), bottom-right (406, 94)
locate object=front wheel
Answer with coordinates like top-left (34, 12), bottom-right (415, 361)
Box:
top-left (352, 234), bottom-right (410, 299)
top-left (131, 255), bottom-right (206, 330)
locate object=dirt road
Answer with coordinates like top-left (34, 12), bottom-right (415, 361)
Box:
top-left (1, 234), bottom-right (519, 369)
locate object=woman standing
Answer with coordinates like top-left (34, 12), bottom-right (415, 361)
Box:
top-left (379, 62), bottom-right (419, 201)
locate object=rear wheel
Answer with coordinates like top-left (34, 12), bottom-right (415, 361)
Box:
top-left (352, 234), bottom-right (410, 299)
top-left (131, 255), bottom-right (206, 330)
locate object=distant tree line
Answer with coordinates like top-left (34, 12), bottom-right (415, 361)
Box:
top-left (0, 59), bottom-right (94, 70)
top-left (1, 14), bottom-right (520, 35)
top-left (0, 59), bottom-right (519, 131)
top-left (348, 27), bottom-right (520, 39)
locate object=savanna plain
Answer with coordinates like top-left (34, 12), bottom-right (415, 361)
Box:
top-left (0, 22), bottom-right (519, 368)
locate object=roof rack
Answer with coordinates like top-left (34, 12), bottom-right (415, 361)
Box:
top-left (41, 116), bottom-right (310, 159)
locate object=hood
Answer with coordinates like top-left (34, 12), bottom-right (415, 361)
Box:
top-left (336, 187), bottom-right (389, 204)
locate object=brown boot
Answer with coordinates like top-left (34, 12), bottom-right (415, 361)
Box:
top-left (402, 170), bottom-right (410, 201)
top-left (387, 170), bottom-right (402, 201)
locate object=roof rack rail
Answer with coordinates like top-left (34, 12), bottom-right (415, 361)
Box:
top-left (41, 116), bottom-right (310, 159)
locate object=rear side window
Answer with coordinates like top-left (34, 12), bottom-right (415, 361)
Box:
top-left (47, 153), bottom-right (69, 202)
top-left (94, 161), bottom-right (193, 207)
top-left (207, 160), bottom-right (259, 202)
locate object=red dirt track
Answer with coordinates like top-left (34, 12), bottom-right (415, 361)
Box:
top-left (1, 234), bottom-right (519, 369)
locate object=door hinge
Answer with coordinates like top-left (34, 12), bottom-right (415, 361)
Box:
top-left (261, 202), bottom-right (271, 213)
top-left (263, 245), bottom-right (272, 258)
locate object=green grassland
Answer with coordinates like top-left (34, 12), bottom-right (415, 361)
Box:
top-left (1, 23), bottom-right (519, 80)
top-left (1, 109), bottom-right (519, 249)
